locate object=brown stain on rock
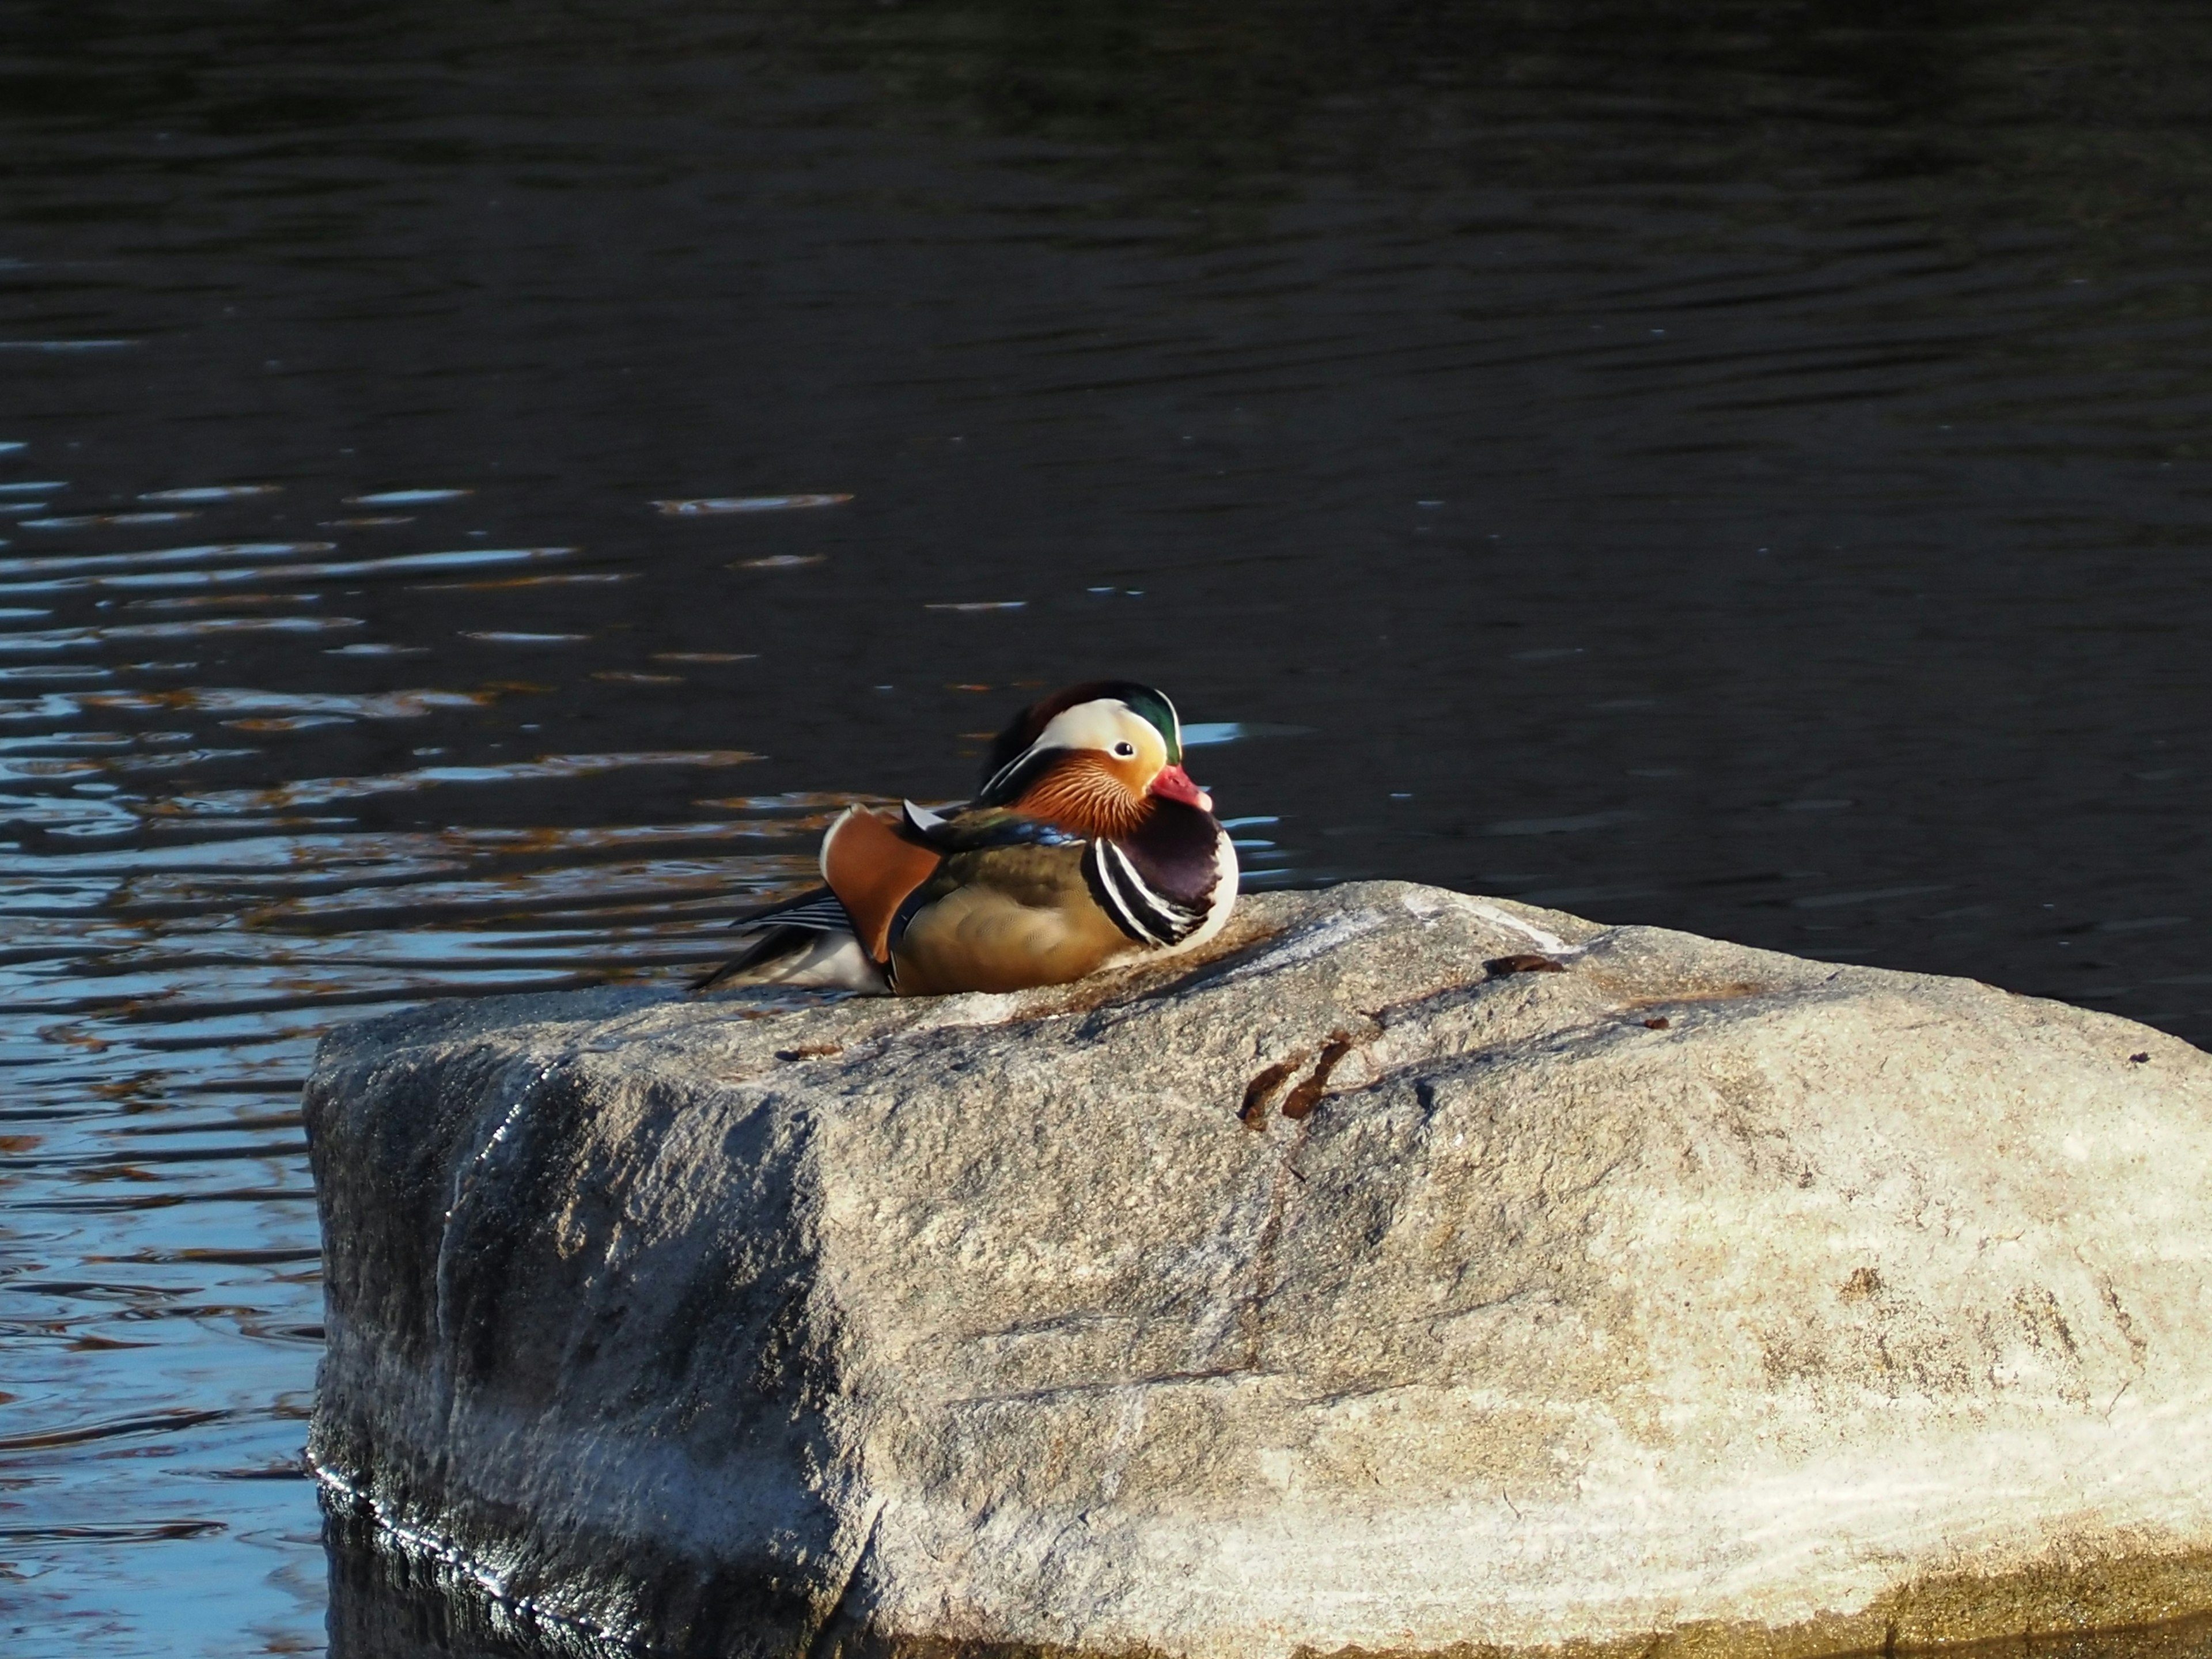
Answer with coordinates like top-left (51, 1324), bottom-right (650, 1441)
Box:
top-left (1240, 1058), bottom-right (1302, 1128)
top-left (1281, 1032), bottom-right (1359, 1121)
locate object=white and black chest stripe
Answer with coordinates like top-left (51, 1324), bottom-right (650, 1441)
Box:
top-left (1082, 824), bottom-right (1237, 950)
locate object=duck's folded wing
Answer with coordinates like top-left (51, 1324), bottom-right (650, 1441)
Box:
top-left (728, 887), bottom-right (852, 932)
top-left (901, 802), bottom-right (1085, 852)
top-left (691, 885), bottom-right (876, 991)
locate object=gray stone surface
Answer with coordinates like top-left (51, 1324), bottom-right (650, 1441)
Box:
top-left (306, 882), bottom-right (2212, 1659)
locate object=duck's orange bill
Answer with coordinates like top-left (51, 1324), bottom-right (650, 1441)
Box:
top-left (1149, 763), bottom-right (1211, 812)
top-left (822, 806), bottom-right (943, 964)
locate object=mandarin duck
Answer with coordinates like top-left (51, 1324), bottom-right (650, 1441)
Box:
top-left (692, 681), bottom-right (1238, 995)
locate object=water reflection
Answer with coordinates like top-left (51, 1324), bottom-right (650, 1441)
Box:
top-left (2, 0), bottom-right (2209, 1653)
top-left (342, 491), bottom-right (472, 508)
top-left (653, 495), bottom-right (853, 516)
top-left (0, 444), bottom-right (842, 1650)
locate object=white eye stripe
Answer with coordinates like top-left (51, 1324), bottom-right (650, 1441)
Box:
top-left (1010, 700), bottom-right (1163, 785)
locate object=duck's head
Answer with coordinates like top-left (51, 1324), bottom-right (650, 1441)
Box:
top-left (978, 680), bottom-right (1211, 834)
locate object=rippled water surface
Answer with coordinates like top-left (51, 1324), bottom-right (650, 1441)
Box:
top-left (4, 2), bottom-right (2210, 1652)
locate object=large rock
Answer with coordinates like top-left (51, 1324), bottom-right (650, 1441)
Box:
top-left (305, 882), bottom-right (2212, 1659)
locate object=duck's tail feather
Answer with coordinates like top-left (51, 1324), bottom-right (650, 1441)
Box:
top-left (690, 887), bottom-right (888, 993)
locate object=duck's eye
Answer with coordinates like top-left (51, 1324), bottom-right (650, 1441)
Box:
top-left (1113, 740), bottom-right (1137, 757)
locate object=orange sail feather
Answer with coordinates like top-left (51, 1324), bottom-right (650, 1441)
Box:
top-left (820, 806), bottom-right (943, 964)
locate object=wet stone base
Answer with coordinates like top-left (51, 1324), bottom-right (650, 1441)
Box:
top-left (324, 1501), bottom-right (629, 1659)
top-left (326, 1491), bottom-right (2212, 1659)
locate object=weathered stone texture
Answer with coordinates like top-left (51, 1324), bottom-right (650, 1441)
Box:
top-left (306, 883), bottom-right (2212, 1659)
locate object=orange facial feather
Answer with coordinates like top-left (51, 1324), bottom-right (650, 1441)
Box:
top-left (1014, 753), bottom-right (1149, 838)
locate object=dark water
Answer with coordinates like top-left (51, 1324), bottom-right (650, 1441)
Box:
top-left (3, 2), bottom-right (2209, 1652)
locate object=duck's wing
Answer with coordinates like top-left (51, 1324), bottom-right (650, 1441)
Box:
top-left (690, 886), bottom-right (883, 993)
top-left (887, 821), bottom-right (1130, 996)
top-left (892, 805), bottom-right (1093, 927)
top-left (901, 801), bottom-right (1085, 852)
